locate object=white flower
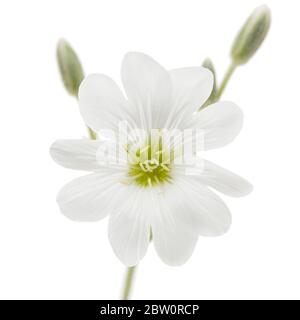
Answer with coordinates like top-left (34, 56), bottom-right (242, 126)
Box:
top-left (50, 52), bottom-right (252, 266)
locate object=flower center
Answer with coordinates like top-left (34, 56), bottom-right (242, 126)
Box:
top-left (128, 160), bottom-right (171, 187)
top-left (127, 136), bottom-right (173, 187)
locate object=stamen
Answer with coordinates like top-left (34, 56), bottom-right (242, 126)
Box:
top-left (153, 175), bottom-right (160, 185)
top-left (161, 164), bottom-right (170, 171)
top-left (127, 136), bottom-right (173, 187)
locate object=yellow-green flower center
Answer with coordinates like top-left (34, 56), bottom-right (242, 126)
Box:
top-left (128, 160), bottom-right (171, 187)
top-left (126, 136), bottom-right (173, 187)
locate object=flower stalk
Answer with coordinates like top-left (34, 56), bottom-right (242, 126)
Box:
top-left (122, 266), bottom-right (137, 300)
top-left (214, 62), bottom-right (237, 101)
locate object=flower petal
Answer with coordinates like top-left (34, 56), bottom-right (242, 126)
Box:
top-left (151, 192), bottom-right (198, 266)
top-left (50, 139), bottom-right (126, 172)
top-left (57, 172), bottom-right (124, 221)
top-left (108, 186), bottom-right (151, 266)
top-left (162, 176), bottom-right (232, 237)
top-left (197, 160), bottom-right (253, 197)
top-left (183, 101), bottom-right (243, 149)
top-left (50, 139), bottom-right (103, 171)
top-left (166, 67), bottom-right (213, 128)
top-left (78, 73), bottom-right (137, 133)
top-left (121, 52), bottom-right (172, 130)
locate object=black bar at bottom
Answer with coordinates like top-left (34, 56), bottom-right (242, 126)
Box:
top-left (0, 300), bottom-right (297, 319)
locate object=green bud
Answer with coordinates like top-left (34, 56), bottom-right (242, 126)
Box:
top-left (56, 39), bottom-right (84, 96)
top-left (231, 5), bottom-right (271, 65)
top-left (202, 58), bottom-right (218, 107)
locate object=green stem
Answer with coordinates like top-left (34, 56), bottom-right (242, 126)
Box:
top-left (215, 62), bottom-right (237, 101)
top-left (122, 266), bottom-right (137, 300)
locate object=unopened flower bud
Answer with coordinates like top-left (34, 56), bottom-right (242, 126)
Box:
top-left (56, 39), bottom-right (84, 96)
top-left (231, 5), bottom-right (271, 65)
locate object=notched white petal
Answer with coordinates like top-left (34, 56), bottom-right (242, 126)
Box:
top-left (184, 101), bottom-right (243, 149)
top-left (108, 186), bottom-right (151, 266)
top-left (152, 221), bottom-right (198, 266)
top-left (167, 67), bottom-right (214, 128)
top-left (151, 191), bottom-right (198, 266)
top-left (78, 73), bottom-right (136, 132)
top-left (200, 160), bottom-right (253, 197)
top-left (163, 178), bottom-right (232, 237)
top-left (121, 52), bottom-right (172, 129)
top-left (50, 139), bottom-right (103, 171)
top-left (57, 172), bottom-right (123, 222)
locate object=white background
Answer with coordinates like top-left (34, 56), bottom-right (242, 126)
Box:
top-left (0, 0), bottom-right (299, 300)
